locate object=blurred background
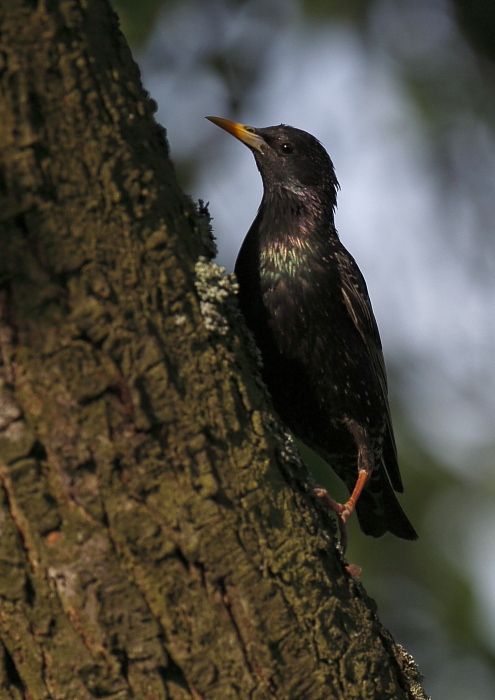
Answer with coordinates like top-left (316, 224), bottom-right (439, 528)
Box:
top-left (114, 1), bottom-right (495, 696)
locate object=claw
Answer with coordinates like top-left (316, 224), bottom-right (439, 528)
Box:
top-left (313, 486), bottom-right (349, 552)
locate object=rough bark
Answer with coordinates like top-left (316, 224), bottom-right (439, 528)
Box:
top-left (0, 1), bottom-right (428, 699)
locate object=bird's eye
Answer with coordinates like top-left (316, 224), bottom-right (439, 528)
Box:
top-left (280, 143), bottom-right (294, 154)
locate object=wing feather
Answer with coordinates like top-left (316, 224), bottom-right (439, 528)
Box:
top-left (335, 248), bottom-right (403, 491)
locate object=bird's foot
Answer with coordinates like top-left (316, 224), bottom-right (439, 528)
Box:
top-left (313, 463), bottom-right (370, 551)
top-left (313, 486), bottom-right (350, 553)
top-left (313, 487), bottom-right (364, 576)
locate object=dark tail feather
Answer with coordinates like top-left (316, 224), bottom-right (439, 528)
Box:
top-left (355, 467), bottom-right (418, 540)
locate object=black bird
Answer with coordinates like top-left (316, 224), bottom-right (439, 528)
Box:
top-left (207, 116), bottom-right (417, 545)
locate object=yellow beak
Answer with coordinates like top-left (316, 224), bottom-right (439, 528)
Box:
top-left (206, 116), bottom-right (264, 152)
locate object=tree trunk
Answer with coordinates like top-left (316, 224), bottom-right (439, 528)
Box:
top-left (0, 1), bottom-right (428, 698)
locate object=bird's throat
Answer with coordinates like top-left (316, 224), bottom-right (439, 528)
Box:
top-left (260, 234), bottom-right (317, 279)
top-left (257, 192), bottom-right (333, 280)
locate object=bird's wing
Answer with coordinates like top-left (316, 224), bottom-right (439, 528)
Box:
top-left (335, 247), bottom-right (403, 491)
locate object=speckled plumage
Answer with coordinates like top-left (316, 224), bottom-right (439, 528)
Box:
top-left (207, 117), bottom-right (417, 542)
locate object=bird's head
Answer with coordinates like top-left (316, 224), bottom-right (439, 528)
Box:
top-left (206, 117), bottom-right (339, 208)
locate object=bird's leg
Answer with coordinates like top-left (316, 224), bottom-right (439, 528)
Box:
top-left (313, 419), bottom-right (373, 552)
top-left (339, 418), bottom-right (373, 521)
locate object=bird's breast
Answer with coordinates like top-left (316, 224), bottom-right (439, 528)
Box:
top-left (259, 253), bottom-right (342, 359)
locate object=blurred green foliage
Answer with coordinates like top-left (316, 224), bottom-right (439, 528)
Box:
top-left (113, 0), bottom-right (168, 46)
top-left (454, 0), bottom-right (495, 61)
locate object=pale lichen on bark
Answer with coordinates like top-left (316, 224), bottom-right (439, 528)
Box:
top-left (194, 257), bottom-right (239, 336)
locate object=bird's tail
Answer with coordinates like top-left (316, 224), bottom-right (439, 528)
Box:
top-left (355, 466), bottom-right (418, 540)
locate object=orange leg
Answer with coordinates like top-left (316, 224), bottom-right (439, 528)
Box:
top-left (314, 419), bottom-right (373, 552)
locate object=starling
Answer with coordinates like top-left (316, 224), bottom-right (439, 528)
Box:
top-left (206, 116), bottom-right (417, 545)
